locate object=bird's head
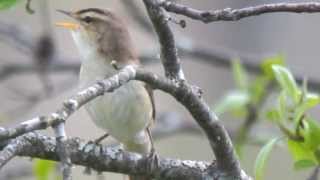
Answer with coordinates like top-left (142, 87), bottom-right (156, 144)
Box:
top-left (56, 8), bottom-right (137, 64)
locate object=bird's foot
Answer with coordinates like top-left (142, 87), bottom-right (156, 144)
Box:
top-left (93, 133), bottom-right (109, 145)
top-left (147, 146), bottom-right (159, 172)
top-left (82, 133), bottom-right (109, 174)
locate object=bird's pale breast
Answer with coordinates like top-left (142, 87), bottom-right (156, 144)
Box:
top-left (72, 30), bottom-right (152, 144)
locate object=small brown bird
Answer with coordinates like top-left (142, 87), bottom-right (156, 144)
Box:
top-left (56, 8), bottom-right (155, 180)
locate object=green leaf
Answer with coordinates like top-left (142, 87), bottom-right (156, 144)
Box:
top-left (0, 0), bottom-right (18, 10)
top-left (33, 159), bottom-right (56, 180)
top-left (304, 93), bottom-right (320, 109)
top-left (287, 139), bottom-right (318, 170)
top-left (232, 59), bottom-right (248, 91)
top-left (294, 160), bottom-right (317, 170)
top-left (272, 65), bottom-right (300, 103)
top-left (254, 137), bottom-right (280, 180)
top-left (260, 55), bottom-right (285, 78)
top-left (300, 119), bottom-right (320, 151)
top-left (278, 90), bottom-right (288, 122)
top-left (293, 94), bottom-right (320, 131)
top-left (213, 90), bottom-right (250, 116)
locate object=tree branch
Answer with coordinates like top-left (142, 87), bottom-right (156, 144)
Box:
top-left (0, 129), bottom-right (31, 169)
top-left (2, 132), bottom-right (214, 179)
top-left (142, 0), bottom-right (185, 80)
top-left (161, 2), bottom-right (320, 23)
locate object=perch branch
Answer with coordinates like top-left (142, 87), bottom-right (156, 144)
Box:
top-left (1, 132), bottom-right (212, 179)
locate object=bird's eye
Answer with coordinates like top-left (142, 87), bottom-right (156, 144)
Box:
top-left (82, 16), bottom-right (93, 23)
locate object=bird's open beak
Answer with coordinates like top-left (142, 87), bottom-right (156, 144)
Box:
top-left (55, 9), bottom-right (79, 30)
top-left (55, 22), bottom-right (79, 30)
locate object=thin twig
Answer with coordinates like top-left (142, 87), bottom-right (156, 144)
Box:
top-left (161, 2), bottom-right (320, 23)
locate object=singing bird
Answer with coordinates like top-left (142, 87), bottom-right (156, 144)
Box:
top-left (56, 8), bottom-right (155, 180)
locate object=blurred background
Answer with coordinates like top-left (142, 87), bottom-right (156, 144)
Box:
top-left (0, 0), bottom-right (319, 179)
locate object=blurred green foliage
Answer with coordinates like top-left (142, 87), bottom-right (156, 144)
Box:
top-left (0, 0), bottom-right (18, 10)
top-left (214, 57), bottom-right (320, 179)
top-left (214, 56), bottom-right (284, 156)
top-left (33, 159), bottom-right (60, 180)
top-left (255, 64), bottom-right (320, 179)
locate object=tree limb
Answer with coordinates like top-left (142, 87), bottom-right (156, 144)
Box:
top-left (161, 2), bottom-right (320, 23)
top-left (0, 129), bottom-right (31, 169)
top-left (142, 0), bottom-right (185, 80)
top-left (2, 132), bottom-right (213, 179)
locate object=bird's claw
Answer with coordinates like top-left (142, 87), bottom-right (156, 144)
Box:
top-left (82, 133), bottom-right (109, 174)
top-left (147, 147), bottom-right (159, 172)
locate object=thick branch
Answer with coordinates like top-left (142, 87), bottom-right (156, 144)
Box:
top-left (0, 129), bottom-right (31, 169)
top-left (5, 132), bottom-right (212, 179)
top-left (142, 0), bottom-right (185, 80)
top-left (135, 69), bottom-right (244, 178)
top-left (161, 2), bottom-right (320, 23)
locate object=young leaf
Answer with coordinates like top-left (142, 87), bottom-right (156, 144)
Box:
top-left (272, 65), bottom-right (300, 103)
top-left (278, 90), bottom-right (288, 122)
top-left (300, 118), bottom-right (320, 151)
top-left (304, 93), bottom-right (320, 109)
top-left (213, 90), bottom-right (250, 116)
top-left (33, 159), bottom-right (56, 180)
top-left (293, 95), bottom-right (320, 129)
top-left (254, 137), bottom-right (281, 180)
top-left (294, 160), bottom-right (317, 170)
top-left (232, 59), bottom-right (248, 91)
top-left (287, 139), bottom-right (318, 170)
top-left (0, 0), bottom-right (18, 10)
top-left (260, 55), bottom-right (285, 78)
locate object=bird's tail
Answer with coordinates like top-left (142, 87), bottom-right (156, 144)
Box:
top-left (124, 130), bottom-right (152, 180)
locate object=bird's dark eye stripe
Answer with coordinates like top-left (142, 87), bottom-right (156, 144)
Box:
top-left (82, 16), bottom-right (93, 23)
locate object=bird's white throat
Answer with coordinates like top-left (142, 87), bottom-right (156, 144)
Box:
top-left (71, 30), bottom-right (116, 88)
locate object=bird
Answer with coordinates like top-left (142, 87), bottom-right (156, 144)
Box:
top-left (56, 8), bottom-right (155, 180)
